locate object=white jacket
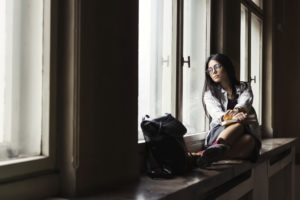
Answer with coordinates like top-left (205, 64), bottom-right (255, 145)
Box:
top-left (204, 82), bottom-right (260, 141)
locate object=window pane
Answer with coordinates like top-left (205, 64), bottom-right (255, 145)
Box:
top-left (182, 0), bottom-right (209, 134)
top-left (138, 0), bottom-right (175, 140)
top-left (0, 0), bottom-right (6, 143)
top-left (252, 0), bottom-right (263, 9)
top-left (240, 4), bottom-right (248, 82)
top-left (0, 0), bottom-right (49, 161)
top-left (251, 13), bottom-right (262, 124)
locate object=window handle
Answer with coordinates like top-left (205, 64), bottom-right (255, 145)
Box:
top-left (182, 56), bottom-right (191, 68)
top-left (250, 75), bottom-right (256, 83)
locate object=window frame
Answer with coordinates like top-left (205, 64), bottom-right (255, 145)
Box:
top-left (241, 0), bottom-right (263, 82)
top-left (240, 0), bottom-right (263, 124)
top-left (0, 0), bottom-right (57, 183)
top-left (180, 0), bottom-right (211, 136)
top-left (138, 0), bottom-right (211, 142)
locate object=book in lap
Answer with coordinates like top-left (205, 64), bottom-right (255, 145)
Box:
top-left (221, 114), bottom-right (257, 126)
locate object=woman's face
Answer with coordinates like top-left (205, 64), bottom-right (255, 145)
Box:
top-left (207, 59), bottom-right (228, 83)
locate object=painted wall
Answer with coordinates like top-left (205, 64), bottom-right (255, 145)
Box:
top-left (57, 0), bottom-right (139, 196)
top-left (273, 0), bottom-right (300, 147)
top-left (272, 1), bottom-right (300, 199)
top-left (77, 0), bottom-right (139, 194)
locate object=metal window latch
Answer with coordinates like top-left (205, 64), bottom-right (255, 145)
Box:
top-left (182, 56), bottom-right (191, 68)
top-left (250, 75), bottom-right (256, 83)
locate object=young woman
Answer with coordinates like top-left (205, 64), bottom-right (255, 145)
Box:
top-left (196, 53), bottom-right (261, 167)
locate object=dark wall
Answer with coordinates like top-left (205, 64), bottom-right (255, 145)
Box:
top-left (57, 0), bottom-right (139, 196)
top-left (77, 0), bottom-right (139, 194)
top-left (211, 0), bottom-right (241, 80)
top-left (273, 0), bottom-right (300, 151)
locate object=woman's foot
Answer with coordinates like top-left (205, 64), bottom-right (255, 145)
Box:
top-left (193, 140), bottom-right (219, 156)
top-left (196, 144), bottom-right (229, 167)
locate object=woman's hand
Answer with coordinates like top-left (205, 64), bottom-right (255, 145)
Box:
top-left (233, 107), bottom-right (247, 113)
top-left (223, 110), bottom-right (234, 121)
top-left (232, 112), bottom-right (247, 122)
top-left (223, 109), bottom-right (247, 122)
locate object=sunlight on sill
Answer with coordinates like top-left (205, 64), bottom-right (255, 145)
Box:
top-left (0, 155), bottom-right (47, 167)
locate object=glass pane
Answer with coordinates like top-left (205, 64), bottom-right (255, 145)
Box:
top-left (250, 13), bottom-right (262, 124)
top-left (0, 0), bottom-right (48, 160)
top-left (138, 0), bottom-right (175, 140)
top-left (182, 0), bottom-right (209, 134)
top-left (252, 0), bottom-right (263, 9)
top-left (0, 0), bottom-right (6, 143)
top-left (240, 4), bottom-right (248, 82)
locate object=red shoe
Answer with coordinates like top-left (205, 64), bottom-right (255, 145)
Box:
top-left (196, 140), bottom-right (219, 156)
top-left (196, 143), bottom-right (229, 167)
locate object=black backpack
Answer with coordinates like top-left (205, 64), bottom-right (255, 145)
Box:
top-left (141, 114), bottom-right (195, 178)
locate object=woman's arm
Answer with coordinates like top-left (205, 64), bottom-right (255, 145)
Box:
top-left (204, 91), bottom-right (225, 123)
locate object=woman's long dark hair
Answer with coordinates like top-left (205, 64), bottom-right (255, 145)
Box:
top-left (202, 53), bottom-right (240, 117)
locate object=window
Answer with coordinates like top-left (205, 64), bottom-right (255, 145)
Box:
top-left (240, 0), bottom-right (263, 124)
top-left (182, 0), bottom-right (210, 135)
top-left (252, 0), bottom-right (262, 9)
top-left (138, 0), bottom-right (176, 137)
top-left (138, 0), bottom-right (211, 140)
top-left (0, 0), bottom-right (51, 162)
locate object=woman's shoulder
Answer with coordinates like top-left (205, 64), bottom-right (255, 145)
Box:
top-left (235, 81), bottom-right (250, 91)
top-left (203, 90), bottom-right (222, 105)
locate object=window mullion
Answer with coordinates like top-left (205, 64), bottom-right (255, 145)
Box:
top-left (247, 9), bottom-right (252, 82)
top-left (205, 0), bottom-right (211, 131)
top-left (175, 0), bottom-right (184, 121)
top-left (170, 0), bottom-right (178, 117)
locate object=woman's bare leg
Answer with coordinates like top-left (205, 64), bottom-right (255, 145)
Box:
top-left (216, 123), bottom-right (245, 146)
top-left (224, 134), bottom-right (255, 159)
top-left (216, 123), bottom-right (255, 159)
top-left (196, 123), bottom-right (255, 166)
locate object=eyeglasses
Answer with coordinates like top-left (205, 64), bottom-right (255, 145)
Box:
top-left (206, 64), bottom-right (222, 74)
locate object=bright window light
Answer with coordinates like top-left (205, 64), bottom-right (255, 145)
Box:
top-left (138, 0), bottom-right (176, 140)
top-left (0, 0), bottom-right (50, 161)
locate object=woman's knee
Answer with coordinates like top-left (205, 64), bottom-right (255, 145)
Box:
top-left (217, 123), bottom-right (244, 144)
top-left (227, 134), bottom-right (255, 159)
top-left (241, 134), bottom-right (255, 148)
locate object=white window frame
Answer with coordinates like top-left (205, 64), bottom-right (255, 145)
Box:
top-left (138, 0), bottom-right (211, 143)
top-left (240, 0), bottom-right (263, 124)
top-left (0, 0), bottom-right (56, 183)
